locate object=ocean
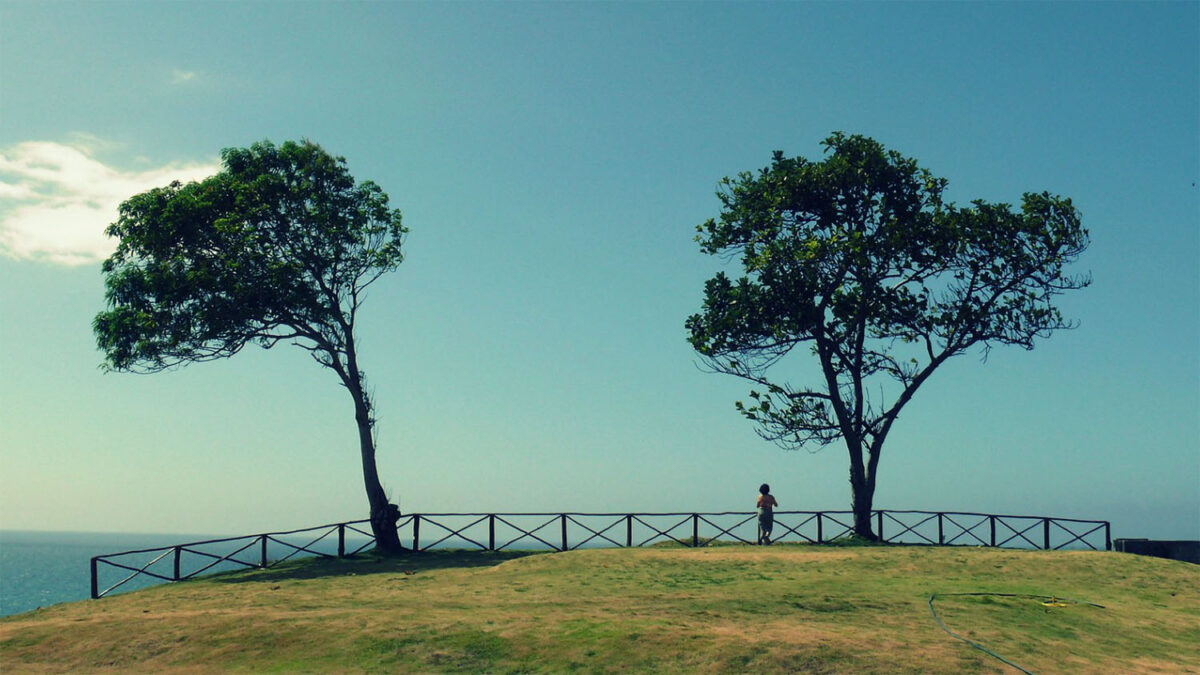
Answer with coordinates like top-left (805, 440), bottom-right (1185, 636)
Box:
top-left (0, 530), bottom-right (368, 618)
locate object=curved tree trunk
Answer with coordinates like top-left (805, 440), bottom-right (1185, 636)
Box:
top-left (341, 340), bottom-right (405, 554)
top-left (354, 402), bottom-right (404, 553)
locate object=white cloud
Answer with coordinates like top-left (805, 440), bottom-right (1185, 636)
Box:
top-left (0, 141), bottom-right (219, 266)
top-left (170, 69), bottom-right (198, 85)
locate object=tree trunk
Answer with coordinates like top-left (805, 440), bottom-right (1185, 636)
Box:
top-left (355, 406), bottom-right (404, 553)
top-left (342, 353), bottom-right (404, 554)
top-left (850, 479), bottom-right (877, 540)
top-left (848, 445), bottom-right (878, 541)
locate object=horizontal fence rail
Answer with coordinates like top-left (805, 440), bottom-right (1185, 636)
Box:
top-left (90, 521), bottom-right (374, 599)
top-left (398, 511), bottom-right (1111, 554)
top-left (91, 510), bottom-right (1110, 599)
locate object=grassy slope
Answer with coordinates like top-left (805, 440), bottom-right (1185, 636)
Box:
top-left (1, 545), bottom-right (1197, 674)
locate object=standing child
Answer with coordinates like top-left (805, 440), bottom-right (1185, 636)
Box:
top-left (757, 483), bottom-right (779, 545)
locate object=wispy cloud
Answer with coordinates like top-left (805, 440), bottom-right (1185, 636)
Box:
top-left (0, 141), bottom-right (218, 266)
top-left (170, 69), bottom-right (198, 85)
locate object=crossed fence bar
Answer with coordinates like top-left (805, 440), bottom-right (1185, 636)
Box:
top-left (91, 510), bottom-right (1110, 599)
top-left (89, 521), bottom-right (375, 599)
top-left (402, 511), bottom-right (1111, 553)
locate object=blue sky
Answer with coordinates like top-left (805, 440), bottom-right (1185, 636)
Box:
top-left (1, 1), bottom-right (1196, 540)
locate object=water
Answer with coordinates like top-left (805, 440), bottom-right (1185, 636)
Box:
top-left (0, 530), bottom-right (371, 618)
top-left (1, 531), bottom-right (198, 617)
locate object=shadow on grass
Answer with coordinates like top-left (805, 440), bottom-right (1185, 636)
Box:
top-left (208, 549), bottom-right (546, 585)
top-left (206, 538), bottom-right (891, 586)
top-left (647, 535), bottom-right (891, 549)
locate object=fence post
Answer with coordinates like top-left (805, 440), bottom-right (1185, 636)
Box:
top-left (817, 513), bottom-right (824, 544)
top-left (877, 511), bottom-right (884, 542)
top-left (338, 524), bottom-right (346, 557)
top-left (1105, 522), bottom-right (1111, 551)
top-left (989, 516), bottom-right (996, 547)
top-left (1043, 518), bottom-right (1051, 550)
top-left (937, 513), bottom-right (944, 545)
top-left (626, 514), bottom-right (633, 547)
top-left (692, 513), bottom-right (700, 547)
top-left (90, 557), bottom-right (99, 599)
top-left (488, 514), bottom-right (496, 551)
top-left (173, 546), bottom-right (182, 581)
top-left (260, 535), bottom-right (268, 568)
top-left (413, 514), bottom-right (421, 552)
top-left (560, 514), bottom-right (568, 552)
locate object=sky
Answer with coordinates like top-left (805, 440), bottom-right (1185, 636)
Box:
top-left (0, 1), bottom-right (1196, 542)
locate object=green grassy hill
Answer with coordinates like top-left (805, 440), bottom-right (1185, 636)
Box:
top-left (2, 545), bottom-right (1197, 673)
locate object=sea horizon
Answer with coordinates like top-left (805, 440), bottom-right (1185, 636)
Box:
top-left (0, 529), bottom-right (370, 618)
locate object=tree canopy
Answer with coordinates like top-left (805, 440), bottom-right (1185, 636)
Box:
top-left (687, 132), bottom-right (1090, 539)
top-left (94, 139), bottom-right (408, 550)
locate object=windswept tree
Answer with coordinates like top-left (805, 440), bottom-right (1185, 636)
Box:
top-left (687, 133), bottom-right (1090, 540)
top-left (94, 140), bottom-right (408, 552)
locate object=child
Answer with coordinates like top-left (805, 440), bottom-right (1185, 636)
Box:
top-left (757, 483), bottom-right (779, 545)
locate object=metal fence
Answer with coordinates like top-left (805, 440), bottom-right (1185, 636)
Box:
top-left (90, 521), bottom-right (375, 599)
top-left (398, 510), bottom-right (1110, 552)
top-left (91, 510), bottom-right (1111, 599)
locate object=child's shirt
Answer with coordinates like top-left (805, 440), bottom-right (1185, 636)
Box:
top-left (757, 494), bottom-right (778, 511)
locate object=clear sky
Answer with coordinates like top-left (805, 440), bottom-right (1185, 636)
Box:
top-left (1, 1), bottom-right (1196, 540)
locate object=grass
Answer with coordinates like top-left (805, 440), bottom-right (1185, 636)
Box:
top-left (1, 544), bottom-right (1197, 673)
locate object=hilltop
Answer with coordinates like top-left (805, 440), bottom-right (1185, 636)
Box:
top-left (1, 545), bottom-right (1196, 673)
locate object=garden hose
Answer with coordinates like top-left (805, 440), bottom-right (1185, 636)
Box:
top-left (927, 592), bottom-right (1106, 674)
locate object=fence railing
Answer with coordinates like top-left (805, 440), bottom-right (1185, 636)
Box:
top-left (90, 510), bottom-right (1111, 599)
top-left (90, 520), bottom-right (375, 599)
top-left (397, 510), bottom-right (1111, 553)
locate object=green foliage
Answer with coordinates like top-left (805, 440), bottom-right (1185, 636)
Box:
top-left (687, 132), bottom-right (1090, 454)
top-left (93, 140), bottom-right (408, 547)
top-left (687, 133), bottom-right (1090, 537)
top-left (93, 139), bottom-right (406, 375)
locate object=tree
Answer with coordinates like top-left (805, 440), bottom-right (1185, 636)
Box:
top-left (686, 133), bottom-right (1090, 540)
top-left (94, 140), bottom-right (408, 552)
